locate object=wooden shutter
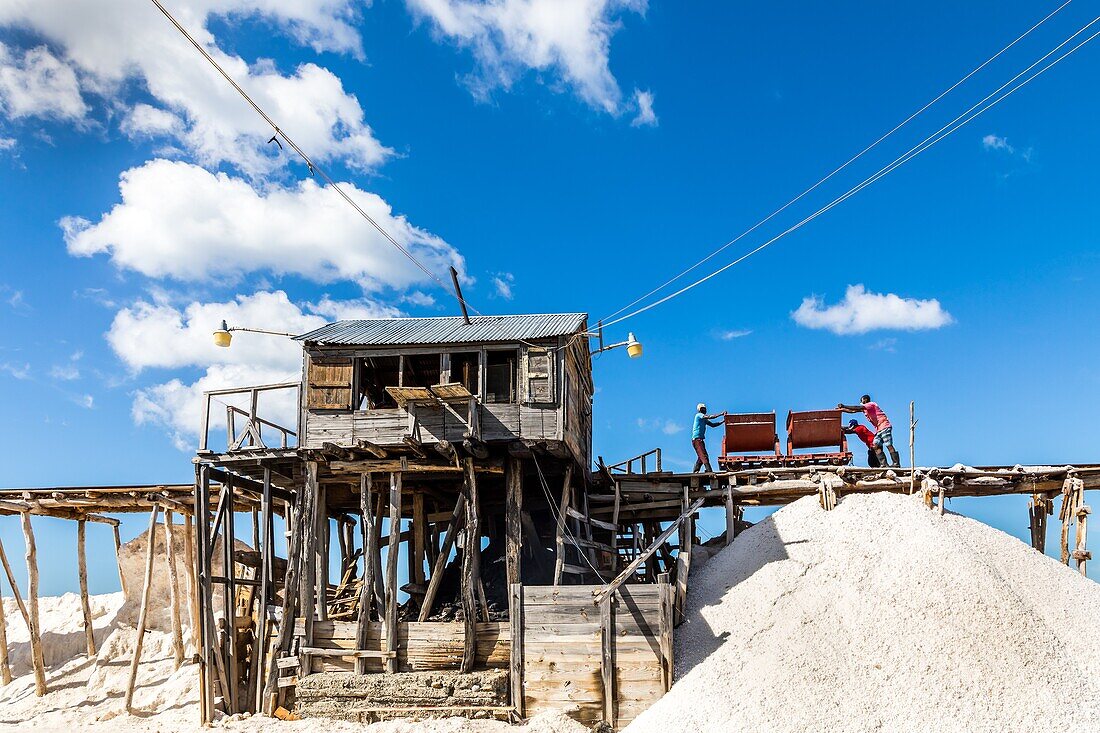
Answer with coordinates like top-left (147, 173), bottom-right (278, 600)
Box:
top-left (525, 348), bottom-right (554, 403)
top-left (307, 357), bottom-right (354, 410)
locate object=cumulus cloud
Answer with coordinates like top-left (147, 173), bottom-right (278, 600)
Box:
top-left (0, 43), bottom-right (87, 121)
top-left (406, 0), bottom-right (647, 113)
top-left (110, 290), bottom-right (389, 448)
top-left (630, 88), bottom-right (656, 127)
top-left (61, 159), bottom-right (465, 291)
top-left (0, 0), bottom-right (385, 175)
top-left (792, 284), bottom-right (953, 335)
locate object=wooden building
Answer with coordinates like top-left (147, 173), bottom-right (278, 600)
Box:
top-left (190, 313), bottom-right (673, 728)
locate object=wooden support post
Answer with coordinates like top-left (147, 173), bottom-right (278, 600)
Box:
top-left (164, 511), bottom-right (184, 669)
top-left (183, 511), bottom-right (200, 657)
top-left (113, 523), bottom-right (128, 597)
top-left (413, 491), bottom-right (427, 587)
top-left (509, 583), bottom-right (524, 717)
top-left (356, 472), bottom-right (376, 674)
top-left (909, 400), bottom-right (916, 494)
top-left (125, 504), bottom-right (161, 711)
top-left (221, 480), bottom-right (238, 712)
top-left (461, 458), bottom-right (481, 673)
top-left (724, 481), bottom-right (736, 545)
top-left (19, 512), bottom-right (46, 696)
top-left (610, 481), bottom-right (621, 573)
top-left (251, 467), bottom-right (273, 711)
top-left (674, 487), bottom-right (693, 626)
top-left (657, 573), bottom-right (673, 692)
top-left (384, 472), bottom-right (402, 674)
top-left (76, 519), bottom-right (96, 658)
top-left (553, 464), bottom-right (573, 586)
top-left (298, 463), bottom-right (319, 681)
top-left (505, 456), bottom-right (523, 588)
top-left (373, 492), bottom-right (385, 617)
top-left (600, 593), bottom-right (615, 728)
top-left (0, 537), bottom-right (28, 632)
top-left (317, 485), bottom-right (329, 622)
top-left (0, 563), bottom-right (8, 685)
top-left (419, 494), bottom-right (466, 622)
top-left (1060, 478), bottom-right (1075, 566)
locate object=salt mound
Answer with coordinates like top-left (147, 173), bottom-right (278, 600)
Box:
top-left (626, 492), bottom-right (1100, 733)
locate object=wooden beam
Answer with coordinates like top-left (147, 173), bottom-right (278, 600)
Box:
top-left (384, 472), bottom-right (401, 673)
top-left (355, 440), bottom-right (388, 459)
top-left (0, 560), bottom-right (9, 685)
top-left (505, 456), bottom-right (523, 588)
top-left (19, 513), bottom-right (46, 697)
top-left (461, 457), bottom-right (480, 673)
top-left (553, 464), bottom-right (573, 586)
top-left (356, 473), bottom-right (375, 674)
top-left (164, 511), bottom-right (184, 668)
top-left (413, 492), bottom-right (426, 588)
top-left (125, 504), bottom-right (161, 710)
top-left (600, 594), bottom-right (615, 728)
top-left (76, 520), bottom-right (96, 657)
top-left (509, 583), bottom-right (524, 717)
top-left (418, 494), bottom-right (466, 622)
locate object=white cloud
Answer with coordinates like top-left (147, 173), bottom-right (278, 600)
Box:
top-left (792, 284), bottom-right (953, 335)
top-left (0, 43), bottom-right (87, 121)
top-left (716, 329), bottom-right (752, 340)
top-left (1, 362), bottom-right (30, 380)
top-left (635, 417), bottom-right (684, 435)
top-left (0, 1), bottom-right (385, 175)
top-left (491, 272), bottom-right (515, 299)
top-left (868, 337), bottom-right (897, 353)
top-left (50, 363), bottom-right (79, 380)
top-left (62, 159), bottom-right (464, 291)
top-left (77, 393), bottom-right (94, 409)
top-left (982, 134), bottom-right (1013, 153)
top-left (406, 0), bottom-right (647, 113)
top-left (110, 290), bottom-right (398, 448)
top-left (0, 136), bottom-right (14, 150)
top-left (630, 88), bottom-right (656, 127)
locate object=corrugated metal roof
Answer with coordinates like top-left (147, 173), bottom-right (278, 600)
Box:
top-left (295, 313), bottom-right (588, 346)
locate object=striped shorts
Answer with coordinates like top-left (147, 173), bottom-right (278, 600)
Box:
top-left (873, 426), bottom-right (894, 450)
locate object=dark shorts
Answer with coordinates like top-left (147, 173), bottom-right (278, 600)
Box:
top-left (873, 426), bottom-right (894, 450)
top-left (692, 438), bottom-right (710, 462)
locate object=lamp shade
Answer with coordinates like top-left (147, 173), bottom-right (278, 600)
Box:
top-left (626, 332), bottom-right (643, 359)
top-left (213, 320), bottom-right (233, 348)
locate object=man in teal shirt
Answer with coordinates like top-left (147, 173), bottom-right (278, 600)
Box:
top-left (692, 403), bottom-right (726, 473)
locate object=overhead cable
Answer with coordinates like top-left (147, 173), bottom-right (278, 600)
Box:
top-left (600, 0), bottom-right (1075, 324)
top-left (147, 0), bottom-right (480, 317)
top-left (600, 15), bottom-right (1100, 329)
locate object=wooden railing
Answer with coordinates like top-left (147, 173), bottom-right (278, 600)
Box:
top-left (607, 448), bottom-right (662, 474)
top-left (199, 382), bottom-right (300, 453)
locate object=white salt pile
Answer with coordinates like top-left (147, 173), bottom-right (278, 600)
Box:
top-left (626, 492), bottom-right (1100, 733)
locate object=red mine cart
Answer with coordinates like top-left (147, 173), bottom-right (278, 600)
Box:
top-left (785, 409), bottom-right (852, 466)
top-left (718, 412), bottom-right (783, 469)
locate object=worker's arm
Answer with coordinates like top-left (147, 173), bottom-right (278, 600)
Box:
top-left (706, 419), bottom-right (723, 428)
top-left (837, 403), bottom-right (865, 413)
top-left (704, 412), bottom-right (726, 420)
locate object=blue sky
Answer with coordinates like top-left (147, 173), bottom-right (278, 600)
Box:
top-left (1, 0), bottom-right (1098, 593)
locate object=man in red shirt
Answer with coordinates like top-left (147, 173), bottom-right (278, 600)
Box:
top-left (843, 419), bottom-right (882, 467)
top-left (838, 394), bottom-right (900, 467)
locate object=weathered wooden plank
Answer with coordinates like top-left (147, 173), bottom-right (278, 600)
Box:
top-left (384, 472), bottom-right (401, 673)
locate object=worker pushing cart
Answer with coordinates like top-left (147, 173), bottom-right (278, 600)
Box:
top-left (838, 395), bottom-right (900, 467)
top-left (692, 403), bottom-right (726, 473)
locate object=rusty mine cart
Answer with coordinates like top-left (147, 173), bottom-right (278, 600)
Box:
top-left (719, 409), bottom-right (852, 470)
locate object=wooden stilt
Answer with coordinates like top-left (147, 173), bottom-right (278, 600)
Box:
top-left (505, 456), bottom-right (523, 588)
top-left (0, 562), bottom-right (9, 685)
top-left (419, 494), bottom-right (466, 622)
top-left (461, 457), bottom-right (481, 673)
top-left (0, 537), bottom-right (29, 631)
top-left (77, 519), bottom-right (96, 657)
top-left (600, 594), bottom-right (616, 728)
top-left (373, 492), bottom-right (385, 617)
top-left (1060, 478), bottom-right (1074, 565)
top-left (317, 485), bottom-right (329, 622)
top-left (20, 512), bottom-right (46, 697)
top-left (384, 472), bottom-right (402, 673)
top-left (413, 491), bottom-right (426, 587)
top-left (183, 512), bottom-right (200, 656)
top-left (164, 511), bottom-right (185, 669)
top-left (356, 472), bottom-right (376, 674)
top-left (113, 523), bottom-right (128, 597)
top-left (553, 464), bottom-right (574, 585)
top-left (909, 401), bottom-right (916, 494)
top-left (299, 462), bottom-right (320, 681)
top-left (673, 486), bottom-right (693, 625)
top-left (126, 504), bottom-right (161, 711)
top-left (509, 583), bottom-right (524, 717)
top-left (724, 481), bottom-right (736, 545)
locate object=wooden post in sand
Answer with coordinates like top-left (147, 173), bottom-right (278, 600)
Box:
top-left (0, 561), bottom-right (10, 685)
top-left (908, 401), bottom-right (916, 494)
top-left (182, 512), bottom-right (200, 657)
top-left (164, 511), bottom-right (185, 669)
top-left (20, 512), bottom-right (47, 696)
top-left (126, 504), bottom-right (161, 712)
top-left (112, 523), bottom-right (128, 597)
top-left (77, 519), bottom-right (97, 657)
